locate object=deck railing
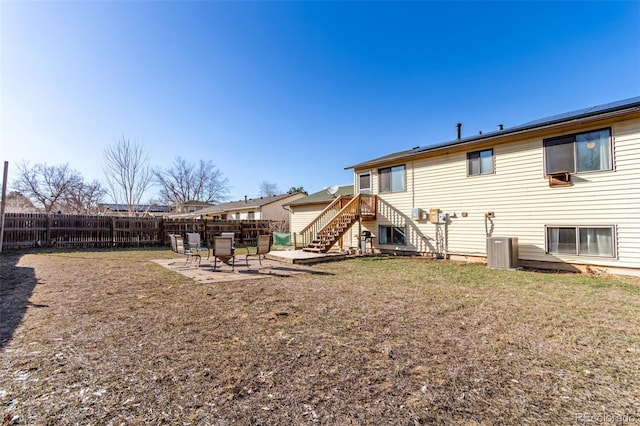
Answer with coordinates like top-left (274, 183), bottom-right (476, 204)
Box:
top-left (359, 193), bottom-right (376, 218)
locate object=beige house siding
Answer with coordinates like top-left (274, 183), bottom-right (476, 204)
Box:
top-left (202, 193), bottom-right (305, 222)
top-left (290, 205), bottom-right (323, 237)
top-left (262, 197), bottom-right (299, 222)
top-left (225, 210), bottom-right (259, 220)
top-left (353, 115), bottom-right (640, 271)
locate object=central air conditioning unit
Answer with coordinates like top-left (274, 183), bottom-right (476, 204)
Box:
top-left (486, 237), bottom-right (519, 269)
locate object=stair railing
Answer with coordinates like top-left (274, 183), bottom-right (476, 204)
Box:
top-left (298, 195), bottom-right (352, 247)
top-left (313, 195), bottom-right (362, 251)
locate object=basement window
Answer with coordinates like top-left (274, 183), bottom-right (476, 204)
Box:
top-left (467, 149), bottom-right (494, 176)
top-left (546, 226), bottom-right (615, 257)
top-left (379, 225), bottom-right (406, 245)
top-left (544, 128), bottom-right (612, 175)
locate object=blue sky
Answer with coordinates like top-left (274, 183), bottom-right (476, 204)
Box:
top-left (2, 1), bottom-right (639, 202)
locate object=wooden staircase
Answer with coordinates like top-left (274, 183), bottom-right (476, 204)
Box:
top-left (302, 194), bottom-right (376, 253)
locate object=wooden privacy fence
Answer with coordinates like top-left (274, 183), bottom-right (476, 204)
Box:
top-left (2, 213), bottom-right (281, 250)
top-left (162, 218), bottom-right (276, 246)
top-left (1, 213), bottom-right (161, 249)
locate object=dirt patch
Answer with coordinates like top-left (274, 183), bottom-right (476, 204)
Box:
top-left (1, 250), bottom-right (640, 425)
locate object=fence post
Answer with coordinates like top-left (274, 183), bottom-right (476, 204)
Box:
top-left (111, 217), bottom-right (115, 247)
top-left (160, 217), bottom-right (166, 247)
top-left (46, 214), bottom-right (51, 246)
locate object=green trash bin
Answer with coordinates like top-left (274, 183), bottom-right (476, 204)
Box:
top-left (273, 232), bottom-right (290, 246)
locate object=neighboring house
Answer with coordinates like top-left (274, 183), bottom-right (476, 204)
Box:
top-left (97, 203), bottom-right (171, 216)
top-left (171, 200), bottom-right (214, 214)
top-left (196, 192), bottom-right (306, 225)
top-left (302, 97), bottom-right (640, 276)
top-left (285, 185), bottom-right (354, 249)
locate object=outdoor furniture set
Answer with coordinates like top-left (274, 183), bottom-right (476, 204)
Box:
top-left (169, 233), bottom-right (272, 271)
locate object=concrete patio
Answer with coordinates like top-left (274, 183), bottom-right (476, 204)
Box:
top-left (152, 249), bottom-right (345, 283)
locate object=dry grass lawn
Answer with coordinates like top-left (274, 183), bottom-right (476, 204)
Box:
top-left (1, 249), bottom-right (640, 425)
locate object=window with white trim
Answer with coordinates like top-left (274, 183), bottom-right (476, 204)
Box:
top-left (358, 172), bottom-right (371, 194)
top-left (544, 128), bottom-right (612, 175)
top-left (467, 149), bottom-right (494, 176)
top-left (546, 226), bottom-right (615, 257)
top-left (379, 165), bottom-right (406, 193)
top-left (378, 225), bottom-right (406, 245)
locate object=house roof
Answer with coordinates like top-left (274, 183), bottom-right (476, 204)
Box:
top-left (286, 185), bottom-right (354, 207)
top-left (99, 204), bottom-right (171, 213)
top-left (197, 192), bottom-right (305, 215)
top-left (178, 200), bottom-right (214, 207)
top-left (346, 96), bottom-right (640, 170)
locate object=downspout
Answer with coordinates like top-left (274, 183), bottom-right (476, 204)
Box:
top-left (411, 160), bottom-right (415, 209)
top-left (444, 219), bottom-right (449, 260)
top-left (282, 204), bottom-right (294, 247)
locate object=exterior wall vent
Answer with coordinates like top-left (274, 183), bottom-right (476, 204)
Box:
top-left (486, 237), bottom-right (519, 269)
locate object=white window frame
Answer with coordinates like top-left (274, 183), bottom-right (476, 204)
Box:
top-left (378, 165), bottom-right (406, 193)
top-left (378, 225), bottom-right (406, 245)
top-left (543, 128), bottom-right (613, 175)
top-left (545, 225), bottom-right (616, 258)
top-left (467, 149), bottom-right (494, 176)
top-left (358, 171), bottom-right (372, 194)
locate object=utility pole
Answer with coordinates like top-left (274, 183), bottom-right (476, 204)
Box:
top-left (0, 161), bottom-right (9, 253)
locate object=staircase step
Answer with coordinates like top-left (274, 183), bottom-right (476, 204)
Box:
top-left (303, 206), bottom-right (361, 253)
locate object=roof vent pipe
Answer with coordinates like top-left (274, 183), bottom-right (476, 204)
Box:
top-left (244, 195), bottom-right (247, 203)
top-left (456, 123), bottom-right (462, 140)
top-left (498, 124), bottom-right (504, 131)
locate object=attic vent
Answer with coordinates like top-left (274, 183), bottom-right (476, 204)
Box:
top-left (548, 171), bottom-right (571, 187)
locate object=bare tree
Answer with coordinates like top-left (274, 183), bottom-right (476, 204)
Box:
top-left (13, 162), bottom-right (84, 213)
top-left (103, 136), bottom-right (152, 215)
top-left (61, 180), bottom-right (106, 214)
top-left (154, 157), bottom-right (230, 207)
top-left (259, 181), bottom-right (280, 197)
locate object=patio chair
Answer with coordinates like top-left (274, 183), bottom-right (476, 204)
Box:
top-left (221, 232), bottom-right (236, 246)
top-left (169, 234), bottom-right (178, 252)
top-left (212, 236), bottom-right (235, 271)
top-left (170, 234), bottom-right (201, 267)
top-left (246, 234), bottom-right (272, 268)
top-left (187, 232), bottom-right (210, 259)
